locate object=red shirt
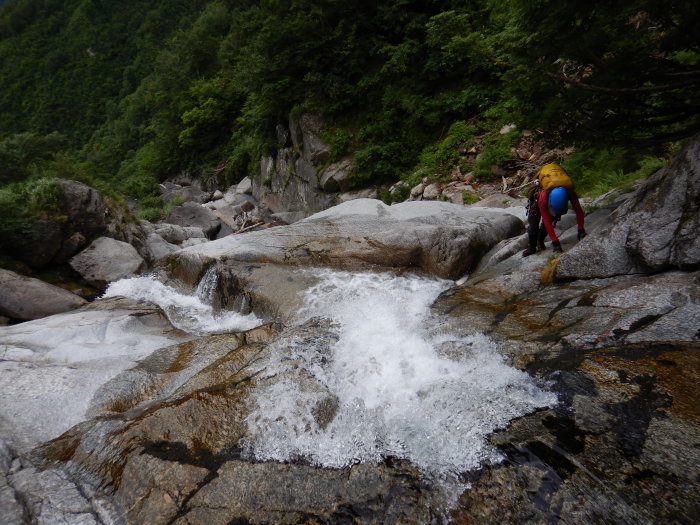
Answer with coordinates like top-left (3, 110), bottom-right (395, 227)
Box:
top-left (537, 189), bottom-right (585, 242)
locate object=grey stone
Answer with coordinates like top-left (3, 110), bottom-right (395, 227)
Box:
top-left (299, 114), bottom-right (331, 164)
top-left (336, 188), bottom-right (378, 203)
top-left (54, 232), bottom-right (87, 264)
top-left (9, 219), bottom-right (64, 269)
top-left (276, 123), bottom-right (290, 146)
top-left (235, 177), bottom-right (253, 195)
top-left (153, 224), bottom-right (206, 244)
top-left (69, 237), bottom-right (146, 288)
top-left (146, 233), bottom-right (180, 261)
top-left (169, 199), bottom-right (524, 280)
top-left (0, 296), bottom-right (193, 450)
top-left (164, 202), bottom-right (221, 238)
top-left (271, 211), bottom-right (313, 224)
top-left (319, 159), bottom-right (353, 192)
top-left (557, 134), bottom-right (700, 279)
top-left (10, 467), bottom-right (98, 525)
top-left (56, 179), bottom-right (106, 239)
top-left (161, 185), bottom-right (211, 204)
top-left (0, 269), bottom-right (86, 321)
top-left (422, 183), bottom-right (441, 200)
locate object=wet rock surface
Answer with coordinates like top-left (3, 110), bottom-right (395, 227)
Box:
top-left (22, 319), bottom-right (444, 524)
top-left (432, 243), bottom-right (699, 523)
top-left (166, 199), bottom-right (524, 280)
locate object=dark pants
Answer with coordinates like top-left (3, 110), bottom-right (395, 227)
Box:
top-left (527, 212), bottom-right (547, 251)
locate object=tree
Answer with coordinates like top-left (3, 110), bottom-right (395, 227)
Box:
top-left (490, 0), bottom-right (700, 146)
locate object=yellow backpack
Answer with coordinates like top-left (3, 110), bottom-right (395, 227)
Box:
top-left (537, 163), bottom-right (574, 192)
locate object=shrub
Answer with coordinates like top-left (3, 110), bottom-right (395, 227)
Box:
top-left (473, 129), bottom-right (520, 180)
top-left (563, 147), bottom-right (670, 197)
top-left (320, 128), bottom-right (351, 162)
top-left (0, 177), bottom-right (64, 236)
top-left (462, 190), bottom-right (480, 205)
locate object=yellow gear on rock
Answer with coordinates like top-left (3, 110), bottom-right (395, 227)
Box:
top-left (537, 163), bottom-right (574, 192)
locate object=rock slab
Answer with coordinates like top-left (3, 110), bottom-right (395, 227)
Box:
top-left (0, 269), bottom-right (86, 321)
top-left (69, 237), bottom-right (145, 288)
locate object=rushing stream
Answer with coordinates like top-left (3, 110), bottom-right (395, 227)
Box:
top-left (105, 269), bottom-right (557, 487)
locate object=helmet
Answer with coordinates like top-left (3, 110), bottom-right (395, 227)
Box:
top-left (548, 186), bottom-right (569, 216)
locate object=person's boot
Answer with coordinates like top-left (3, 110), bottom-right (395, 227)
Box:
top-left (536, 240), bottom-right (546, 252)
top-left (522, 247), bottom-right (536, 257)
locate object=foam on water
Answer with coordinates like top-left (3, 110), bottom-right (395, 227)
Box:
top-left (243, 269), bottom-right (557, 480)
top-left (103, 273), bottom-right (261, 335)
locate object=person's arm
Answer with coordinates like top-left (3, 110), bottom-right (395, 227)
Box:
top-left (538, 191), bottom-right (558, 243)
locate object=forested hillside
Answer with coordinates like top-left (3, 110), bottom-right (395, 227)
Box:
top-left (1, 0), bottom-right (698, 211)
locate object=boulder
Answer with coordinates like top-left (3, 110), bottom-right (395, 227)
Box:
top-left (557, 134), bottom-right (700, 280)
top-left (235, 177), bottom-right (253, 195)
top-left (254, 149), bottom-right (335, 214)
top-left (271, 211), bottom-right (312, 224)
top-left (289, 113), bottom-right (330, 164)
top-left (0, 269), bottom-right (86, 321)
top-left (52, 232), bottom-right (87, 264)
top-left (336, 188), bottom-right (378, 203)
top-left (6, 219), bottom-right (64, 269)
top-left (161, 185), bottom-right (211, 204)
top-left (1, 181), bottom-right (122, 270)
top-left (319, 159), bottom-right (353, 192)
top-left (410, 183), bottom-right (425, 199)
top-left (56, 179), bottom-right (105, 239)
top-left (0, 296), bottom-right (193, 451)
top-left (422, 183), bottom-right (441, 200)
top-left (164, 202), bottom-right (221, 238)
top-left (146, 233), bottom-right (180, 261)
top-left (69, 237), bottom-right (146, 288)
top-left (153, 224), bottom-right (207, 244)
top-left (166, 199), bottom-right (524, 280)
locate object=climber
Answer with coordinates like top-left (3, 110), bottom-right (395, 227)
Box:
top-left (522, 163), bottom-right (586, 256)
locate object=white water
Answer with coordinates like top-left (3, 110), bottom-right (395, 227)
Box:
top-left (242, 269), bottom-right (557, 481)
top-left (103, 272), bottom-right (262, 335)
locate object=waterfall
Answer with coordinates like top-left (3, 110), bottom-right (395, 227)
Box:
top-left (241, 269), bottom-right (557, 482)
top-left (103, 274), bottom-right (261, 335)
top-left (195, 264), bottom-right (218, 303)
top-left (103, 268), bottom-right (557, 499)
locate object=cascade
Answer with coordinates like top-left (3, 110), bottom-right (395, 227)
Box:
top-left (104, 275), bottom-right (261, 335)
top-left (240, 269), bottom-right (556, 483)
top-left (106, 270), bottom-right (556, 484)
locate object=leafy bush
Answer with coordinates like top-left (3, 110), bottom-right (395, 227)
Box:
top-left (462, 190), bottom-right (480, 205)
top-left (320, 128), bottom-right (351, 162)
top-left (0, 177), bottom-right (63, 236)
top-left (473, 129), bottom-right (519, 180)
top-left (563, 147), bottom-right (670, 197)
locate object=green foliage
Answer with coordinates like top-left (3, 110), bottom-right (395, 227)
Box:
top-left (404, 121), bottom-right (476, 185)
top-left (563, 147), bottom-right (671, 196)
top-left (320, 128), bottom-right (351, 162)
top-left (462, 190), bottom-right (480, 205)
top-left (0, 132), bottom-right (68, 184)
top-left (489, 0), bottom-right (700, 146)
top-left (0, 177), bottom-right (63, 237)
top-left (0, 0), bottom-right (697, 209)
top-left (473, 129), bottom-right (520, 180)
